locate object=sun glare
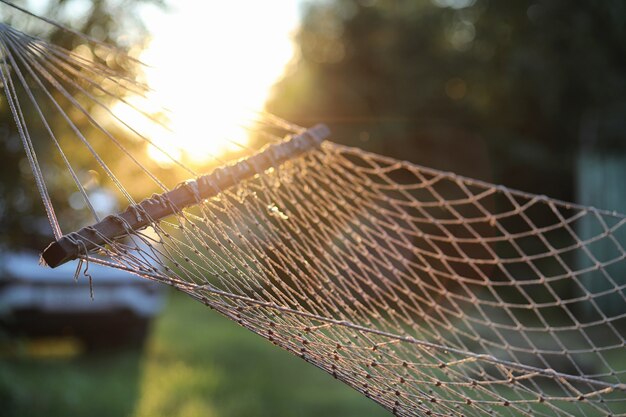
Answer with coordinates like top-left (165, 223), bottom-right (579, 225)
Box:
top-left (114, 1), bottom-right (299, 167)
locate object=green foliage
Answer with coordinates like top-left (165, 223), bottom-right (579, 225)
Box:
top-left (268, 0), bottom-right (626, 199)
top-left (0, 0), bottom-right (160, 250)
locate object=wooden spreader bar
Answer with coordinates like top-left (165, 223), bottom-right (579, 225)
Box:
top-left (41, 124), bottom-right (330, 268)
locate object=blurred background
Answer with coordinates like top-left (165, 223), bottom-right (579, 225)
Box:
top-left (1, 0), bottom-right (625, 416)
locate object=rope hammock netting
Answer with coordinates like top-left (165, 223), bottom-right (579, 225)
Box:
top-left (1, 2), bottom-right (625, 416)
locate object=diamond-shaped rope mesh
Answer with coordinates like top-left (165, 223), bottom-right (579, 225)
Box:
top-left (92, 141), bottom-right (626, 417)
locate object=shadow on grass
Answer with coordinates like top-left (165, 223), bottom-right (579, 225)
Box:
top-left (0, 345), bottom-right (143, 417)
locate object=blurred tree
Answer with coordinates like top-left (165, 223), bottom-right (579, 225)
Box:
top-left (268, 0), bottom-right (626, 199)
top-left (0, 0), bottom-right (163, 250)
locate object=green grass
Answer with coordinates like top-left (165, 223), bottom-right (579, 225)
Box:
top-left (0, 290), bottom-right (388, 417)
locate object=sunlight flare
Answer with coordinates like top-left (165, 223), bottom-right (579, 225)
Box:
top-left (114, 1), bottom-right (299, 166)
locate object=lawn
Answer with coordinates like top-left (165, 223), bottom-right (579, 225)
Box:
top-left (0, 290), bottom-right (388, 417)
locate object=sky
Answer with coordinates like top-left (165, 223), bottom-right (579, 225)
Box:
top-left (131, 1), bottom-right (304, 164)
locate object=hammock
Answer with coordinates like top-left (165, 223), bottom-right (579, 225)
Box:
top-left (2, 3), bottom-right (625, 416)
